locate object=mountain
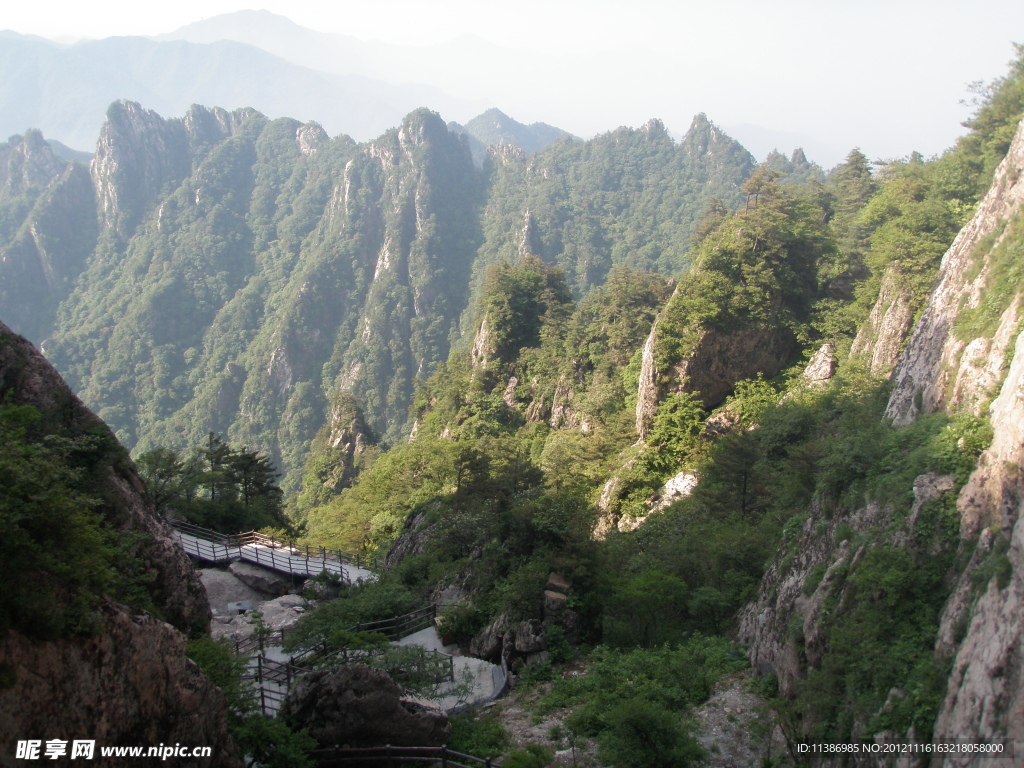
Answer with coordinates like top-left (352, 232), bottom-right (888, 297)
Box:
top-left (0, 30), bottom-right (487, 150)
top-left (0, 103), bottom-right (755, 494)
top-left (449, 108), bottom-right (576, 166)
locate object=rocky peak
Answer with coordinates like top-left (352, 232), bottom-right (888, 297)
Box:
top-left (0, 129), bottom-right (66, 194)
top-left (91, 101), bottom-right (256, 240)
top-left (182, 103), bottom-right (257, 147)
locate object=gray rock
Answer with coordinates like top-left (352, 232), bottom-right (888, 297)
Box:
top-left (280, 663), bottom-right (449, 748)
top-left (258, 594), bottom-right (308, 632)
top-left (510, 620), bottom-right (545, 654)
top-left (228, 560), bottom-right (297, 596)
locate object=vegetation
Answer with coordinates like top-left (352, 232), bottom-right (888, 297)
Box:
top-left (136, 433), bottom-right (288, 533)
top-left (186, 637), bottom-right (317, 768)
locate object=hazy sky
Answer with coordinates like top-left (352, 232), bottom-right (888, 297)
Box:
top-left (6, 0), bottom-right (1022, 166)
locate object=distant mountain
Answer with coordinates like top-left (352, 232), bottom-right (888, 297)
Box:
top-left (0, 31), bottom-right (487, 150)
top-left (0, 103), bottom-right (755, 490)
top-left (449, 108), bottom-right (576, 166)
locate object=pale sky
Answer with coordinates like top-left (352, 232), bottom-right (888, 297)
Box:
top-left (5, 0), bottom-right (1022, 166)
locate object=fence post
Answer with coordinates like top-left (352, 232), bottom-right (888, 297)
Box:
top-left (386, 744), bottom-right (393, 768)
top-left (441, 747), bottom-right (447, 768)
top-left (256, 655), bottom-right (263, 684)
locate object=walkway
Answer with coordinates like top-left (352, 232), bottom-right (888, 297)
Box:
top-left (171, 520), bottom-right (377, 583)
top-left (172, 521), bottom-right (506, 714)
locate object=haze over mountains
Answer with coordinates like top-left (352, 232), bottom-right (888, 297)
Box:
top-left (1, 9), bottom-right (833, 164)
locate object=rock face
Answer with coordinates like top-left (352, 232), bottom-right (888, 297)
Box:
top-left (878, 120), bottom-right (1024, 763)
top-left (0, 135), bottom-right (98, 341)
top-left (228, 561), bottom-right (299, 596)
top-left (886, 117), bottom-right (1024, 427)
top-left (0, 604), bottom-right (241, 768)
top-left (91, 101), bottom-right (254, 239)
top-left (0, 322), bottom-right (209, 633)
top-left (849, 269), bottom-right (916, 376)
top-left (740, 115), bottom-right (1024, 765)
top-left (0, 323), bottom-right (237, 764)
top-left (280, 664), bottom-right (450, 748)
top-left (929, 329), bottom-right (1024, 759)
top-left (636, 315), bottom-right (795, 438)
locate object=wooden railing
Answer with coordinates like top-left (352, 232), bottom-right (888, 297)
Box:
top-left (310, 745), bottom-right (501, 767)
top-left (351, 604), bottom-right (437, 641)
top-left (168, 519), bottom-right (385, 574)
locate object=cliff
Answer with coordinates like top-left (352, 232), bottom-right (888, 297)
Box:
top-left (739, 115), bottom-right (1024, 764)
top-left (0, 322), bottom-right (239, 766)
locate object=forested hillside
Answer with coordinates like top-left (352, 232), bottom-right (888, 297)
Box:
top-left (3, 44), bottom-right (1024, 765)
top-left (0, 103), bottom-right (754, 491)
top-left (286, 48), bottom-right (1024, 763)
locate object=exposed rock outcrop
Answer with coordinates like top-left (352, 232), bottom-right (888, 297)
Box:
top-left (636, 316), bottom-right (795, 439)
top-left (849, 269), bottom-right (917, 376)
top-left (92, 101), bottom-right (255, 239)
top-left (0, 322), bottom-right (236, 764)
top-left (280, 663), bottom-right (449, 748)
top-left (0, 604), bottom-right (241, 768)
top-left (739, 115), bottom-right (1024, 765)
top-left (886, 117), bottom-right (1024, 427)
top-left (0, 322), bottom-right (209, 632)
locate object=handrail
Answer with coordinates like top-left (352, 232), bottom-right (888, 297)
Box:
top-left (168, 518), bottom-right (386, 572)
top-left (310, 745), bottom-right (501, 767)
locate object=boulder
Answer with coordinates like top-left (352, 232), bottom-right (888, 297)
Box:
top-left (279, 664), bottom-right (449, 748)
top-left (545, 572), bottom-right (571, 593)
top-left (543, 590), bottom-right (568, 618)
top-left (258, 594), bottom-right (308, 632)
top-left (228, 560), bottom-right (297, 596)
top-left (510, 620), bottom-right (546, 654)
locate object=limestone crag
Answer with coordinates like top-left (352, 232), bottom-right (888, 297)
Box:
top-left (739, 114), bottom-right (1024, 765)
top-left (91, 101), bottom-right (255, 239)
top-left (0, 129), bottom-right (66, 194)
top-left (849, 269), bottom-right (916, 376)
top-left (886, 117), bottom-right (1024, 427)
top-left (0, 604), bottom-right (241, 768)
top-left (636, 309), bottom-right (795, 438)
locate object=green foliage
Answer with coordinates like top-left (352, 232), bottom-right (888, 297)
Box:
top-left (541, 636), bottom-right (744, 754)
top-left (437, 603), bottom-right (489, 645)
top-left (655, 168), bottom-right (833, 371)
top-left (596, 698), bottom-right (704, 768)
top-left (646, 393), bottom-right (705, 470)
top-left (185, 637), bottom-right (253, 723)
top-left (503, 744), bottom-right (555, 768)
top-left (188, 634), bottom-right (317, 767)
top-left (954, 208), bottom-right (1024, 342)
top-left (601, 569), bottom-right (690, 648)
top-left (448, 711), bottom-right (511, 760)
top-left (0, 402), bottom-right (152, 639)
top-left (232, 717), bottom-right (317, 768)
top-left (798, 546), bottom-right (954, 742)
top-left (478, 256), bottom-right (573, 365)
top-left (282, 580), bottom-right (419, 653)
top-left (136, 433), bottom-right (287, 533)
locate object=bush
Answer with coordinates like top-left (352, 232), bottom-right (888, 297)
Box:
top-left (503, 744), bottom-right (554, 768)
top-left (597, 698), bottom-right (704, 768)
top-left (448, 711), bottom-right (510, 759)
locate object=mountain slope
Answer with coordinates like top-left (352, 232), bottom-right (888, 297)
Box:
top-left (0, 103), bottom-right (756, 493)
